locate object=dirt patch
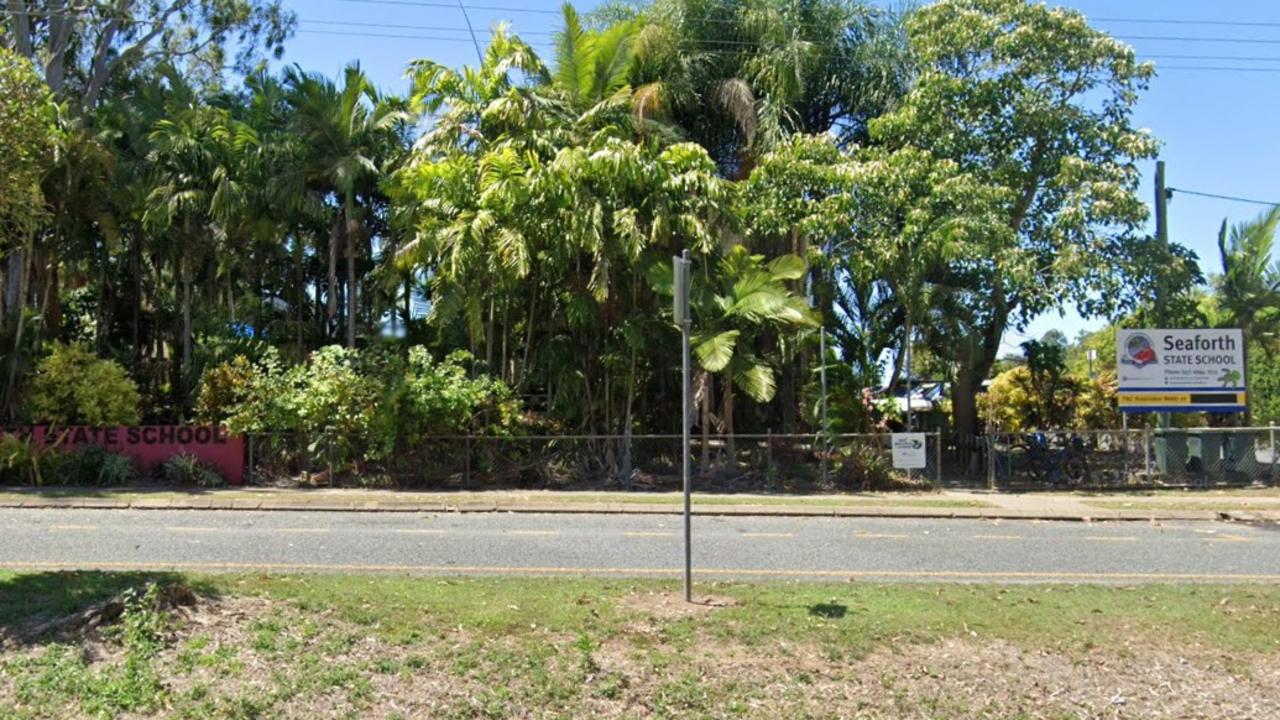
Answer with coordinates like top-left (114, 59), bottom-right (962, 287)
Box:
top-left (4, 592), bottom-right (1279, 719)
top-left (619, 589), bottom-right (738, 618)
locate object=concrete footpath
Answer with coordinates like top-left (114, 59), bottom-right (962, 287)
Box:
top-left (2, 486), bottom-right (1279, 522)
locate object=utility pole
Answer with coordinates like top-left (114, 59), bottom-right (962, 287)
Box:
top-left (1153, 161), bottom-right (1172, 468)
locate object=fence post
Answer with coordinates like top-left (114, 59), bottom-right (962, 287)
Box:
top-left (934, 430), bottom-right (942, 487)
top-left (820, 432), bottom-right (829, 487)
top-left (1271, 423), bottom-right (1277, 486)
top-left (766, 428), bottom-right (774, 479)
top-left (247, 433), bottom-right (255, 486)
top-left (1144, 426), bottom-right (1153, 482)
top-left (986, 434), bottom-right (996, 491)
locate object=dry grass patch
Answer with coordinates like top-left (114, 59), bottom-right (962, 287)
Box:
top-left (2, 573), bottom-right (1280, 718)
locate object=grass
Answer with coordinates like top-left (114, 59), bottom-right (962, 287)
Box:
top-left (1, 571), bottom-right (1279, 718)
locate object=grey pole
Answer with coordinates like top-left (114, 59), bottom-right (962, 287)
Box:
top-left (820, 327), bottom-right (829, 485)
top-left (676, 250), bottom-right (693, 603)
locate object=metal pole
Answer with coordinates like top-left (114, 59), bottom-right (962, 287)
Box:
top-left (767, 427), bottom-right (774, 479)
top-left (820, 327), bottom-right (829, 485)
top-left (1144, 425), bottom-right (1153, 481)
top-left (1271, 422), bottom-right (1277, 486)
top-left (904, 317), bottom-right (913, 484)
top-left (987, 434), bottom-right (996, 491)
top-left (677, 250), bottom-right (693, 603)
top-left (934, 430), bottom-right (942, 487)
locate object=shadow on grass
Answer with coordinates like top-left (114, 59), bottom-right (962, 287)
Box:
top-left (808, 602), bottom-right (848, 619)
top-left (0, 571), bottom-right (220, 647)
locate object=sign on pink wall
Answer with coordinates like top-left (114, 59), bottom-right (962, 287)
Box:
top-left (4, 426), bottom-right (245, 485)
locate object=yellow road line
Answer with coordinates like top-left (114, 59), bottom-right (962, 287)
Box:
top-left (1207, 535), bottom-right (1250, 543)
top-left (3, 560), bottom-right (1280, 583)
top-left (47, 525), bottom-right (96, 531)
top-left (973, 534), bottom-right (1022, 540)
top-left (856, 532), bottom-right (911, 539)
top-left (167, 527), bottom-right (218, 533)
top-left (507, 530), bottom-right (560, 536)
top-left (1086, 536), bottom-right (1139, 542)
top-left (397, 529), bottom-right (447, 535)
top-left (624, 532), bottom-right (675, 538)
top-left (743, 532), bottom-right (794, 538)
top-left (276, 528), bottom-right (329, 534)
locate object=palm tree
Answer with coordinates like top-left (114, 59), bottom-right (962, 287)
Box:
top-left (653, 245), bottom-right (816, 468)
top-left (143, 105), bottom-right (257, 407)
top-left (553, 3), bottom-right (639, 117)
top-left (286, 63), bottom-right (406, 347)
top-left (1215, 206), bottom-right (1280, 353)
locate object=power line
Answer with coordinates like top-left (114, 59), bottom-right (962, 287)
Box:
top-left (1117, 35), bottom-right (1280, 45)
top-left (332, 0), bottom-right (560, 15)
top-left (302, 19), bottom-right (558, 36)
top-left (1154, 65), bottom-right (1280, 73)
top-left (1168, 188), bottom-right (1280, 207)
top-left (1092, 16), bottom-right (1280, 28)
top-left (294, 29), bottom-right (1280, 74)
top-left (300, 20), bottom-right (1280, 66)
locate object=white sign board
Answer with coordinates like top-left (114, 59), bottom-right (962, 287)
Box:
top-left (1115, 328), bottom-right (1246, 412)
top-left (891, 433), bottom-right (927, 470)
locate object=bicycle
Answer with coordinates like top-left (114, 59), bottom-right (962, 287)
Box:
top-left (1016, 433), bottom-right (1089, 488)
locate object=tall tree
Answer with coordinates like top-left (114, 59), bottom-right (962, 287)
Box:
top-left (871, 0), bottom-right (1160, 439)
top-left (3, 0), bottom-right (294, 111)
top-left (143, 100), bottom-right (257, 407)
top-left (286, 64), bottom-right (405, 347)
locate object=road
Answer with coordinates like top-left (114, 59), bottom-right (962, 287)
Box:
top-left (2, 509), bottom-right (1278, 582)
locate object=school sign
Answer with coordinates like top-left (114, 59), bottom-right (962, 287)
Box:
top-left (1116, 329), bottom-right (1247, 412)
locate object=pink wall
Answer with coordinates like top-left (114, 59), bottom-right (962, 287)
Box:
top-left (7, 426), bottom-right (245, 485)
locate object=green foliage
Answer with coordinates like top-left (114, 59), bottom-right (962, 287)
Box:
top-left (60, 446), bottom-right (139, 486)
top-left (157, 452), bottom-right (226, 487)
top-left (1214, 206), bottom-right (1280, 351)
top-left (0, 47), bottom-right (57, 239)
top-left (0, 433), bottom-right (54, 485)
top-left (194, 355), bottom-right (258, 424)
top-left (837, 443), bottom-right (901, 490)
top-left (221, 345), bottom-right (520, 461)
top-left (979, 364), bottom-right (1119, 432)
top-left (869, 0), bottom-right (1167, 434)
top-left (26, 344), bottom-right (141, 426)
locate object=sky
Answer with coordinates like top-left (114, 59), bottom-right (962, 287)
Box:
top-left (273, 0), bottom-right (1280, 358)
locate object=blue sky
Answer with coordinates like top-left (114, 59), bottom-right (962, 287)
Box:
top-left (275, 0), bottom-right (1280, 356)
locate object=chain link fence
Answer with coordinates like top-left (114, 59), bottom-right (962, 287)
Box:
top-left (977, 427), bottom-right (1279, 490)
top-left (245, 431), bottom-right (944, 492)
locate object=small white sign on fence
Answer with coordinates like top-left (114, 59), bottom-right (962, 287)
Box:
top-left (891, 433), bottom-right (927, 470)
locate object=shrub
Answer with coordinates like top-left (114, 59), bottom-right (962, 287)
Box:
top-left (156, 452), bottom-right (225, 487)
top-left (0, 434), bottom-right (48, 485)
top-left (60, 446), bottom-right (138, 486)
top-left (837, 444), bottom-right (900, 491)
top-left (26, 343), bottom-right (141, 425)
top-left (194, 355), bottom-right (258, 424)
top-left (220, 345), bottom-right (521, 463)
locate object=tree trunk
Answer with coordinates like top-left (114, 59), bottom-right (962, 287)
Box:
top-left (699, 371), bottom-right (713, 474)
top-left (327, 215), bottom-right (340, 341)
top-left (4, 237), bottom-right (32, 418)
top-left (181, 256), bottom-right (193, 403)
top-left (621, 340), bottom-right (638, 482)
top-left (723, 370), bottom-right (736, 466)
top-left (131, 234), bottom-right (142, 373)
top-left (345, 211), bottom-right (357, 348)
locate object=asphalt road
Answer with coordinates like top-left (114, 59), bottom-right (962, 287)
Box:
top-left (2, 509), bottom-right (1279, 582)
